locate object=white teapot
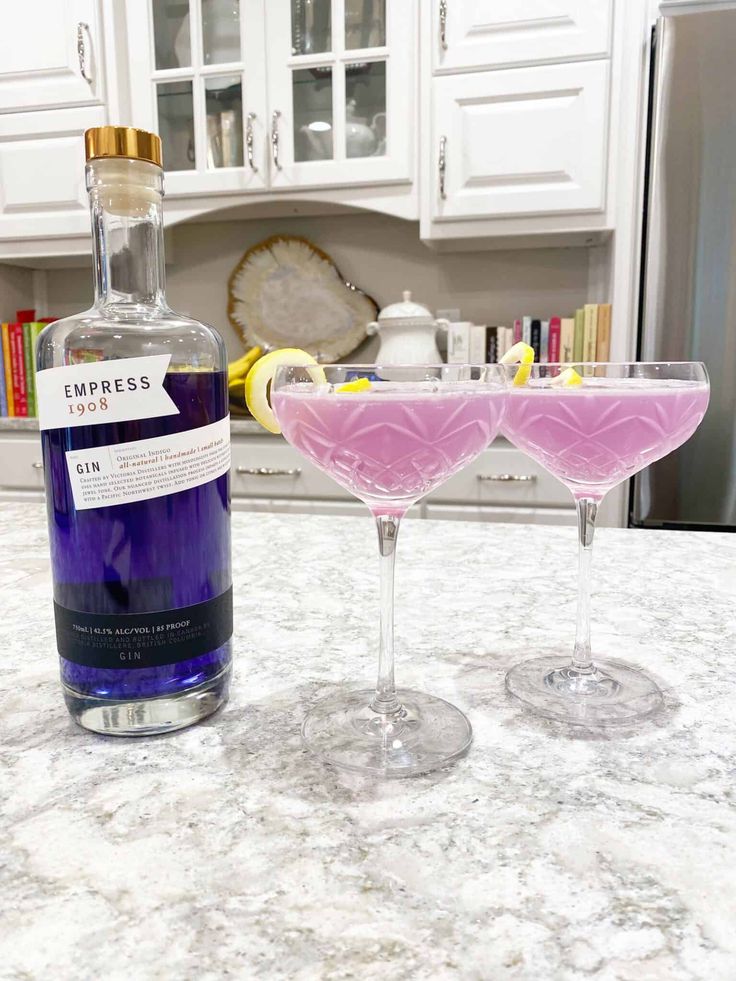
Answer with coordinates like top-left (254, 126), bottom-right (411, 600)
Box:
top-left (367, 291), bottom-right (449, 364)
top-left (345, 98), bottom-right (377, 158)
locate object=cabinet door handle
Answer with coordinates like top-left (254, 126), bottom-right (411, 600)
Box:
top-left (77, 21), bottom-right (93, 83)
top-left (477, 473), bottom-right (537, 483)
top-left (235, 466), bottom-right (301, 477)
top-left (246, 112), bottom-right (258, 172)
top-left (439, 135), bottom-right (447, 199)
top-left (439, 0), bottom-right (448, 50)
top-left (271, 110), bottom-right (282, 170)
top-left (31, 461), bottom-right (44, 470)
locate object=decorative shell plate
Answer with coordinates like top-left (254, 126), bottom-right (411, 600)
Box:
top-left (227, 235), bottom-right (378, 362)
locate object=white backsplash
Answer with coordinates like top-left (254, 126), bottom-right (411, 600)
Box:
top-left (41, 212), bottom-right (591, 359)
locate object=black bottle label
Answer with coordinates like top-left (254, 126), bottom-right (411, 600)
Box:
top-left (53, 587), bottom-right (233, 669)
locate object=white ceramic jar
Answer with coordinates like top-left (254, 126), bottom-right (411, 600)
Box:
top-left (367, 291), bottom-right (449, 364)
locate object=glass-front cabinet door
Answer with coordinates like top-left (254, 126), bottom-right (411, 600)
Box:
top-left (127, 0), bottom-right (268, 195)
top-left (265, 0), bottom-right (414, 189)
top-left (126, 0), bottom-right (415, 196)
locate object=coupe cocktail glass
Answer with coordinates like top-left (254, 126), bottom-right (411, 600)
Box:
top-left (502, 362), bottom-right (709, 726)
top-left (271, 364), bottom-right (507, 775)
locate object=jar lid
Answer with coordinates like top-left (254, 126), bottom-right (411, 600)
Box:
top-left (85, 126), bottom-right (163, 167)
top-left (377, 291), bottom-right (435, 323)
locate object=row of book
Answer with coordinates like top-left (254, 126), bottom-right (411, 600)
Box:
top-left (447, 303), bottom-right (612, 365)
top-left (1, 313), bottom-right (55, 417)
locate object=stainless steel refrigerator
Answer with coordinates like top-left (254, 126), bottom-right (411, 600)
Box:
top-left (633, 5), bottom-right (736, 531)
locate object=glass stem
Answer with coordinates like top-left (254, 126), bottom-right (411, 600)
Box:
top-left (572, 497), bottom-right (598, 673)
top-left (370, 513), bottom-right (402, 716)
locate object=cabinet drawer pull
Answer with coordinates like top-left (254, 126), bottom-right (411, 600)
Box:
top-left (439, 135), bottom-right (447, 199)
top-left (31, 461), bottom-right (44, 470)
top-left (246, 112), bottom-right (258, 172)
top-left (271, 110), bottom-right (282, 170)
top-left (77, 22), bottom-right (93, 83)
top-left (439, 0), bottom-right (448, 50)
top-left (478, 473), bottom-right (536, 483)
top-left (236, 466), bottom-right (301, 477)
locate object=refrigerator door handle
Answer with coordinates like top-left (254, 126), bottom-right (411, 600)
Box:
top-left (639, 16), bottom-right (674, 364)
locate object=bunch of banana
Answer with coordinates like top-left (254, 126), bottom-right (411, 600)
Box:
top-left (228, 346), bottom-right (262, 400)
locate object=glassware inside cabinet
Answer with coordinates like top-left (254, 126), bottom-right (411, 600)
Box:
top-left (157, 80), bottom-right (196, 171)
top-left (293, 68), bottom-right (333, 161)
top-left (345, 62), bottom-right (386, 157)
top-left (205, 76), bottom-right (244, 167)
top-left (202, 0), bottom-right (241, 64)
top-left (345, 0), bottom-right (385, 49)
top-left (153, 0), bottom-right (192, 69)
top-left (291, 0), bottom-right (331, 55)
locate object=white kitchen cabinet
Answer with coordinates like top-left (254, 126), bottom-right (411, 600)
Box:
top-left (0, 0), bottom-right (643, 270)
top-left (231, 437), bottom-right (345, 499)
top-left (124, 0), bottom-right (414, 198)
top-left (0, 0), bottom-right (112, 254)
top-left (0, 107), bottom-right (104, 245)
top-left (232, 497), bottom-right (421, 518)
top-left (0, 436), bottom-right (46, 492)
top-left (425, 503), bottom-right (576, 525)
top-left (433, 0), bottom-right (612, 74)
top-left (0, 0), bottom-right (105, 114)
top-left (126, 0), bottom-right (269, 197)
top-left (265, 0), bottom-right (414, 190)
top-left (426, 444), bottom-right (570, 507)
top-left (431, 60), bottom-right (609, 223)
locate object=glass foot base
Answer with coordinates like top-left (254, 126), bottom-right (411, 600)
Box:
top-left (505, 656), bottom-right (663, 727)
top-left (63, 665), bottom-right (231, 736)
top-left (302, 688), bottom-right (473, 777)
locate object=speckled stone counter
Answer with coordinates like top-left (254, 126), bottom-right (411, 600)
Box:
top-left (1, 503), bottom-right (734, 980)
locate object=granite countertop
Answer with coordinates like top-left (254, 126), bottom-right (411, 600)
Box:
top-left (1, 503), bottom-right (735, 979)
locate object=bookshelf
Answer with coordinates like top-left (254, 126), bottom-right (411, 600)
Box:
top-left (0, 317), bottom-right (50, 422)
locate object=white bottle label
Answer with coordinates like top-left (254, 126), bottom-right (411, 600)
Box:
top-left (65, 416), bottom-right (231, 511)
top-left (36, 355), bottom-right (179, 431)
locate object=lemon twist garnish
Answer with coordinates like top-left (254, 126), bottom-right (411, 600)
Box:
top-left (245, 348), bottom-right (326, 433)
top-left (336, 378), bottom-right (372, 394)
top-left (500, 341), bottom-right (535, 387)
top-left (550, 367), bottom-right (583, 387)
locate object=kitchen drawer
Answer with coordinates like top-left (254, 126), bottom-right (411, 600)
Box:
top-left (230, 438), bottom-right (349, 500)
top-left (0, 437), bottom-right (45, 491)
top-left (427, 445), bottom-right (569, 506)
top-left (232, 498), bottom-right (422, 519)
top-left (425, 503), bottom-right (575, 525)
top-left (433, 0), bottom-right (611, 74)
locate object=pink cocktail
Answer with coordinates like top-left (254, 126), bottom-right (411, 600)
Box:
top-left (504, 379), bottom-right (710, 498)
top-left (502, 362), bottom-right (710, 727)
top-left (273, 383), bottom-right (505, 514)
top-left (271, 364), bottom-right (507, 777)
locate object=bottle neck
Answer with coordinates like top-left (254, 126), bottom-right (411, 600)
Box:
top-left (87, 157), bottom-right (167, 313)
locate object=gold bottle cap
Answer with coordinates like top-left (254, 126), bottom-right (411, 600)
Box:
top-left (85, 126), bottom-right (163, 167)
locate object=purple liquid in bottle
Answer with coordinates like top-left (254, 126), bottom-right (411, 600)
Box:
top-left (42, 370), bottom-right (232, 701)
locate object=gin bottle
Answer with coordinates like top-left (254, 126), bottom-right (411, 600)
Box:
top-left (36, 127), bottom-right (232, 735)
